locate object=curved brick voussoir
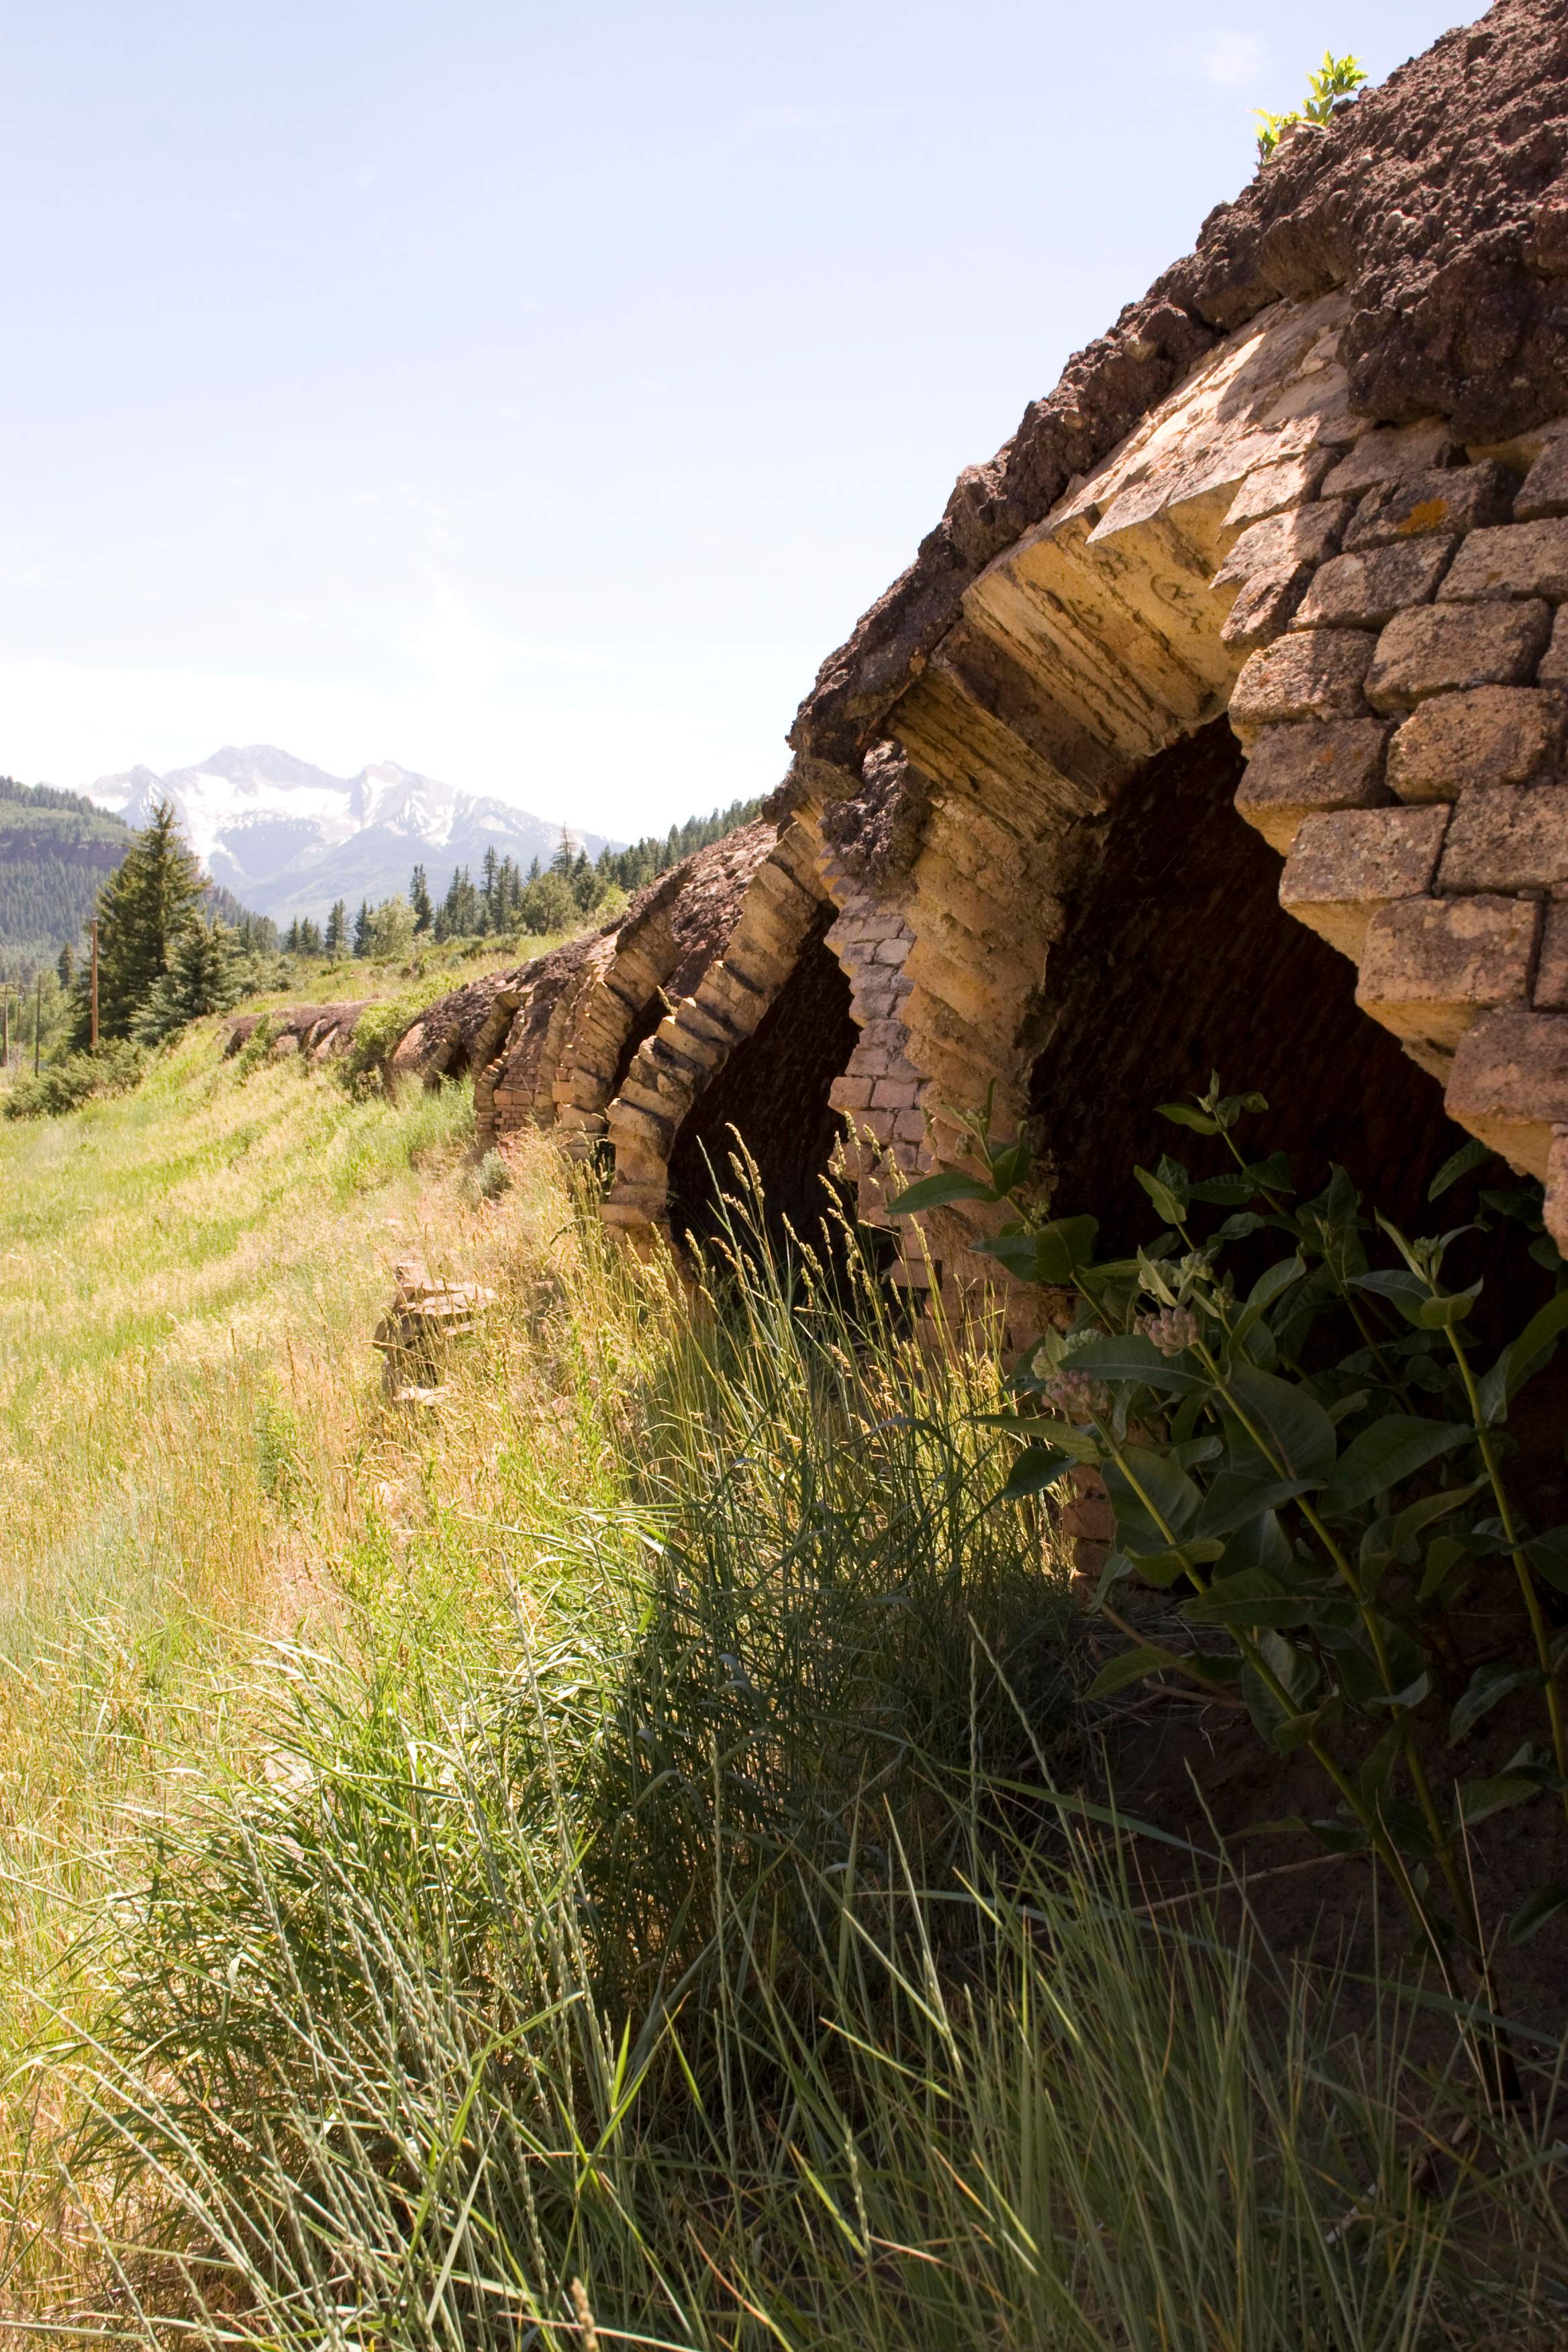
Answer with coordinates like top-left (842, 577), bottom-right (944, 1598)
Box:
top-left (603, 818), bottom-right (832, 1234)
top-left (550, 820), bottom-right (779, 1157)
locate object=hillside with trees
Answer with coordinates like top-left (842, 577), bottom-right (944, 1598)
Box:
top-left (0, 777), bottom-right (134, 956)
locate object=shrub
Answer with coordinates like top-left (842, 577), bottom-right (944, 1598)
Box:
top-left (889, 1080), bottom-right (1568, 1999)
top-left (3, 1040), bottom-right (146, 1120)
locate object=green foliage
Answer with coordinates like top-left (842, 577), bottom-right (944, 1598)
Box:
top-left (355, 892), bottom-right (417, 961)
top-left (1255, 51), bottom-right (1367, 160)
top-left (889, 1077), bottom-right (1568, 1978)
top-left (428, 802), bottom-right (766, 945)
top-left (130, 920), bottom-right (248, 1046)
top-left (44, 1199), bottom-right (1568, 2341)
top-left (4, 1040), bottom-right (146, 1120)
top-left (70, 797), bottom-right (203, 1045)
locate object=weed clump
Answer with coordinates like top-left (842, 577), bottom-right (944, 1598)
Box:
top-left (3, 1038), bottom-right (146, 1120)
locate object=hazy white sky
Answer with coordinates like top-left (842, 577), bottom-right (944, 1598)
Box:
top-left (2, 0), bottom-right (1477, 838)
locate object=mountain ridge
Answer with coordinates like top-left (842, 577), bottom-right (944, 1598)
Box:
top-left (89, 745), bottom-right (619, 924)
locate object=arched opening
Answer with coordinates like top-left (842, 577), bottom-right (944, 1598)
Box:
top-left (1025, 719), bottom-right (1477, 1251)
top-left (666, 907), bottom-right (861, 1259)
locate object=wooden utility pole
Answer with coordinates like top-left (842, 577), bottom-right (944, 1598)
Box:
top-left (89, 919), bottom-right (99, 1050)
top-left (34, 970), bottom-right (42, 1074)
top-left (2, 988), bottom-right (9, 1070)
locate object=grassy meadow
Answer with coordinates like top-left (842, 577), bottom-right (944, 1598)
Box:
top-left (0, 1014), bottom-right (1565, 2345)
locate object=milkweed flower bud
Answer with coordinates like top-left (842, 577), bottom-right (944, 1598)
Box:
top-left (1139, 1306), bottom-right (1200, 1357)
top-left (1044, 1369), bottom-right (1112, 1420)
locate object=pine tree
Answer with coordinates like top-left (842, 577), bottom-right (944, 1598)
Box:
top-left (352, 900), bottom-right (371, 957)
top-left (285, 918), bottom-right (301, 954)
top-left (72, 799), bottom-right (202, 1043)
top-left (132, 921), bottom-right (241, 1045)
top-left (56, 942), bottom-right (75, 991)
top-left (298, 917), bottom-right (323, 955)
top-left (325, 899), bottom-right (347, 956)
top-left (410, 865), bottom-right (433, 933)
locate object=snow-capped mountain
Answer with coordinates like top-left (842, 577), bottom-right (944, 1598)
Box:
top-left (89, 746), bottom-right (617, 925)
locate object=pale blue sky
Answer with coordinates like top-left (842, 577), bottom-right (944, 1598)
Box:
top-left (1, 0), bottom-right (1477, 837)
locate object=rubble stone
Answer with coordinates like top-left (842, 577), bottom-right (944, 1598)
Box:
top-left (1439, 518), bottom-right (1568, 603)
top-left (1365, 600), bottom-right (1553, 712)
top-left (1295, 538), bottom-right (1455, 630)
top-left (1232, 719), bottom-right (1391, 853)
top-left (1439, 783), bottom-right (1568, 895)
top-left (1278, 803), bottom-right (1449, 958)
top-left (1515, 432), bottom-right (1568, 520)
top-left (1446, 1005), bottom-right (1568, 1179)
top-left (1532, 902), bottom-right (1568, 1011)
top-left (1342, 460), bottom-right (1513, 551)
top-left (1356, 894), bottom-right (1540, 1050)
top-left (1539, 606), bottom-right (1568, 687)
top-left (1320, 424), bottom-right (1461, 500)
top-left (1385, 686), bottom-right (1567, 803)
top-left (1229, 629), bottom-right (1374, 745)
top-left (1223, 450), bottom-right (1335, 528)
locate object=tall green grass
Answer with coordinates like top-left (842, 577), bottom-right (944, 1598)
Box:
top-left (11, 1173), bottom-right (1567, 2345)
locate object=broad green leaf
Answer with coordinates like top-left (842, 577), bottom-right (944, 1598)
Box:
top-left (1451, 1661), bottom-right (1540, 1743)
top-left (1157, 1101), bottom-right (1220, 1134)
top-left (1349, 1267), bottom-right (1431, 1327)
top-left (1271, 1696), bottom-right (1343, 1753)
top-left (1377, 1797), bottom-right (1434, 1859)
top-left (1224, 1361), bottom-right (1337, 1483)
top-left (1428, 1136), bottom-right (1491, 1201)
top-left (1508, 1885), bottom-right (1568, 1945)
top-left (982, 1402), bottom-right (1105, 1458)
top-left (1194, 1471), bottom-right (1315, 1542)
top-left (1101, 1444), bottom-right (1201, 1549)
top-left (1304, 1817), bottom-right (1372, 1855)
top-left (1527, 1526), bottom-right (1568, 1592)
top-left (1479, 1286), bottom-right (1568, 1425)
top-left (1418, 1533), bottom-right (1468, 1604)
top-left (1084, 1645), bottom-right (1180, 1699)
top-left (1318, 1416), bottom-right (1472, 1515)
top-left (1134, 1165), bottom-right (1186, 1226)
top-left (998, 1446), bottom-right (1071, 1501)
top-left (1457, 1774), bottom-right (1539, 1826)
top-left (1226, 1256), bottom-right (1305, 1359)
top-left (885, 1171), bottom-right (993, 1216)
top-left (986, 1140), bottom-right (1032, 1195)
top-left (973, 1230), bottom-right (1038, 1281)
top-left (1183, 1573), bottom-right (1311, 1630)
top-left (1416, 1280), bottom-right (1481, 1330)
top-left (1032, 1215), bottom-right (1099, 1284)
top-left (1385, 1476), bottom-right (1485, 1555)
top-left (1187, 1172), bottom-right (1257, 1204)
top-left (1124, 1538), bottom-right (1225, 1587)
top-left (1065, 1334), bottom-right (1208, 1395)
top-left (1360, 1722), bottom-right (1402, 1803)
top-left (1365, 1668), bottom-right (1431, 1712)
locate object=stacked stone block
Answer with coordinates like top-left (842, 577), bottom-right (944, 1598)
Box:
top-left (819, 870), bottom-right (923, 1277)
top-left (604, 819), bottom-right (832, 1232)
top-left (1226, 418), bottom-right (1568, 1240)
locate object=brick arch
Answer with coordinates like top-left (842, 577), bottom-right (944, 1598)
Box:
top-left (549, 821), bottom-right (779, 1158)
top-left (858, 288), bottom-right (1568, 1312)
top-left (601, 818), bottom-right (842, 1237)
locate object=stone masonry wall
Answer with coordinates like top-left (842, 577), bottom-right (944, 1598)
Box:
top-left (371, 1), bottom-right (1568, 1289)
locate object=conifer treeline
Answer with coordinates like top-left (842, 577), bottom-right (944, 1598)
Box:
top-left (414, 799), bottom-right (764, 946)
